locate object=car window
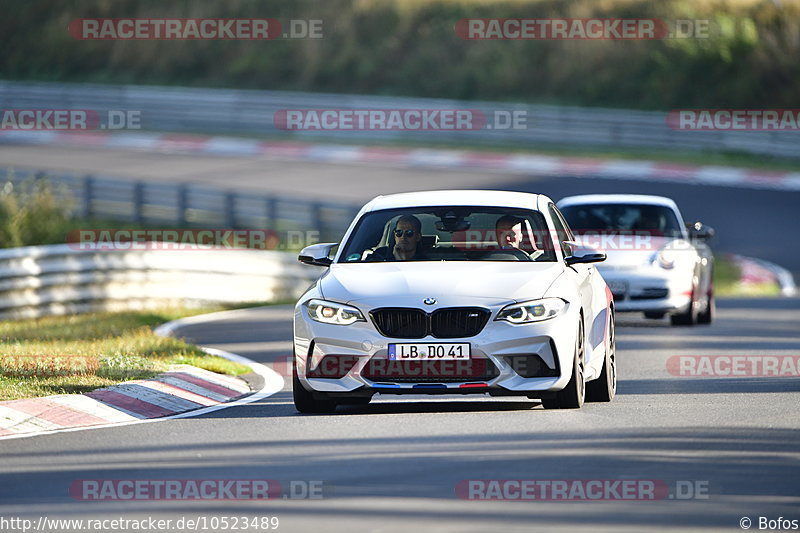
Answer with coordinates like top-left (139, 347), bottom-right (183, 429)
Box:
top-left (338, 206), bottom-right (557, 263)
top-left (559, 203), bottom-right (684, 238)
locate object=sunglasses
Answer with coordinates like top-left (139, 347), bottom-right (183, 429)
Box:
top-left (394, 229), bottom-right (417, 238)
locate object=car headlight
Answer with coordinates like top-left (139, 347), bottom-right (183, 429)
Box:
top-left (495, 298), bottom-right (567, 324)
top-left (655, 248), bottom-right (677, 269)
top-left (305, 299), bottom-right (365, 325)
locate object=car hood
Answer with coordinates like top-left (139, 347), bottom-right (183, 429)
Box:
top-left (573, 235), bottom-right (692, 268)
top-left (320, 261), bottom-right (565, 306)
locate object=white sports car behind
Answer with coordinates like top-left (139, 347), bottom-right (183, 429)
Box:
top-left (557, 194), bottom-right (715, 326)
top-left (293, 190), bottom-right (616, 412)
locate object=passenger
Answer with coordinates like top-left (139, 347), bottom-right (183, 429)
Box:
top-left (495, 215), bottom-right (524, 249)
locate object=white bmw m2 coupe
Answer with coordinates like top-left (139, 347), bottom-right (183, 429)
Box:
top-left (293, 191), bottom-right (616, 412)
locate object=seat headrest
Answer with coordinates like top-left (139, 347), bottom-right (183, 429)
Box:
top-left (420, 235), bottom-right (439, 248)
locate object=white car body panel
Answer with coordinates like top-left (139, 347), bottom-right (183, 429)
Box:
top-left (320, 262), bottom-right (564, 304)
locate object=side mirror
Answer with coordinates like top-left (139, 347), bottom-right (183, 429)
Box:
top-left (564, 240), bottom-right (607, 266)
top-left (565, 252), bottom-right (607, 266)
top-left (686, 222), bottom-right (715, 241)
top-left (298, 243), bottom-right (338, 267)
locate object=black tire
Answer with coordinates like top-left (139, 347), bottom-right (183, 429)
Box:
top-left (697, 285), bottom-right (714, 325)
top-left (586, 312), bottom-right (616, 402)
top-left (542, 319), bottom-right (585, 410)
top-left (293, 364), bottom-right (337, 414)
top-left (670, 287), bottom-right (698, 326)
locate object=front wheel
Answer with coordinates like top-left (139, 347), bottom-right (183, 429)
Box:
top-left (586, 313), bottom-right (616, 402)
top-left (670, 287), bottom-right (698, 326)
top-left (542, 319), bottom-right (585, 410)
top-left (697, 285), bottom-right (714, 325)
top-left (293, 364), bottom-right (338, 414)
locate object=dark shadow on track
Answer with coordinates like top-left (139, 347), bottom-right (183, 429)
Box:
top-left (618, 378), bottom-right (800, 395)
top-left (2, 427), bottom-right (798, 530)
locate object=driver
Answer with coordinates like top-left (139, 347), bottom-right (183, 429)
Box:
top-left (392, 215), bottom-right (426, 260)
top-left (366, 215), bottom-right (427, 261)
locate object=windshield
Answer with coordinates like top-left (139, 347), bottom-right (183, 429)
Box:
top-left (559, 203), bottom-right (684, 239)
top-left (338, 206), bottom-right (557, 263)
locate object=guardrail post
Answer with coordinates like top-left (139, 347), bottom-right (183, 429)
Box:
top-left (224, 192), bottom-right (236, 228)
top-left (82, 176), bottom-right (93, 219)
top-left (133, 182), bottom-right (144, 224)
top-left (311, 202), bottom-right (324, 240)
top-left (177, 184), bottom-right (187, 225)
top-left (265, 196), bottom-right (277, 230)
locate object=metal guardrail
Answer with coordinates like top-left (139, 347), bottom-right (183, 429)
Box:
top-left (0, 244), bottom-right (322, 320)
top-left (0, 80), bottom-right (797, 159)
top-left (6, 168), bottom-right (360, 243)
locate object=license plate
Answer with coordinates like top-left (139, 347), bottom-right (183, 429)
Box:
top-left (607, 280), bottom-right (628, 297)
top-left (388, 343), bottom-right (471, 360)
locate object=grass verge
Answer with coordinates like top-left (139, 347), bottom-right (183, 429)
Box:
top-left (0, 307), bottom-right (252, 401)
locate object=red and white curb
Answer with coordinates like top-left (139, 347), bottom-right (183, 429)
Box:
top-left (3, 130), bottom-right (800, 191)
top-left (731, 254), bottom-right (797, 297)
top-left (0, 316), bottom-right (284, 441)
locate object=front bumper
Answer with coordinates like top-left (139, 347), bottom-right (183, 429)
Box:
top-left (293, 302), bottom-right (579, 396)
top-left (599, 267), bottom-right (693, 313)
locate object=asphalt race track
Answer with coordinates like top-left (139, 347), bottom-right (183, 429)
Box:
top-left (1, 300), bottom-right (799, 532)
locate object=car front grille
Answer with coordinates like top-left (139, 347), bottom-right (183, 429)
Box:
top-left (370, 307), bottom-right (490, 339)
top-left (630, 288), bottom-right (669, 300)
top-left (370, 308), bottom-right (428, 338)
